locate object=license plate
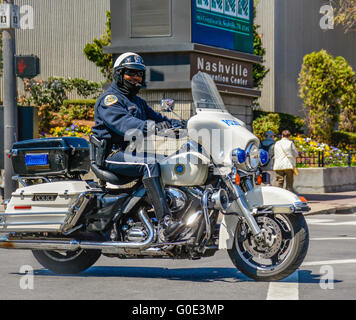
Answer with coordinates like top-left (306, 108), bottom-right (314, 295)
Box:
top-left (25, 153), bottom-right (49, 166)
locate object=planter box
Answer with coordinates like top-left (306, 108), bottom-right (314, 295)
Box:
top-left (294, 167), bottom-right (356, 194)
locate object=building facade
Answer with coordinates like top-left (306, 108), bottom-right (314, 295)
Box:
top-left (106, 0), bottom-right (262, 130)
top-left (256, 0), bottom-right (356, 117)
top-left (0, 0), bottom-right (110, 101)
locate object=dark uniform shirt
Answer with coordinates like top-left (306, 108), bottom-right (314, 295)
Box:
top-left (260, 137), bottom-right (275, 152)
top-left (92, 82), bottom-right (169, 149)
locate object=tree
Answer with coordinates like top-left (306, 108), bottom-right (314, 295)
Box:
top-left (253, 0), bottom-right (269, 89)
top-left (83, 11), bottom-right (112, 81)
top-left (331, 0), bottom-right (356, 33)
top-left (0, 35), bottom-right (2, 76)
top-left (253, 23), bottom-right (269, 88)
top-left (298, 50), bottom-right (356, 144)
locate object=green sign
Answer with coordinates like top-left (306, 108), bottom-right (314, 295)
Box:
top-left (192, 0), bottom-right (254, 53)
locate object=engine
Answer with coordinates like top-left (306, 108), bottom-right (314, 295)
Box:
top-left (120, 186), bottom-right (228, 243)
top-left (122, 220), bottom-right (148, 243)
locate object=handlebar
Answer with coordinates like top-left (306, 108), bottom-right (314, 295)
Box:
top-left (156, 126), bottom-right (187, 139)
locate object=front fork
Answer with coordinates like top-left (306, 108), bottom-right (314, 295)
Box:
top-left (223, 175), bottom-right (263, 241)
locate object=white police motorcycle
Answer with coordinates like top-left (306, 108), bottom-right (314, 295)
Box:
top-left (0, 72), bottom-right (309, 281)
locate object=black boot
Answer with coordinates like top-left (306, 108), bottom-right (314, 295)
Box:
top-left (142, 176), bottom-right (182, 240)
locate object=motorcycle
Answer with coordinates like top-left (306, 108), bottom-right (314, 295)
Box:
top-left (0, 72), bottom-right (309, 281)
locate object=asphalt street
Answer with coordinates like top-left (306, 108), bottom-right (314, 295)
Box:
top-left (0, 213), bottom-right (355, 301)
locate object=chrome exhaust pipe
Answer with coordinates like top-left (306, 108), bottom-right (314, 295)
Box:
top-left (79, 208), bottom-right (154, 252)
top-left (0, 209), bottom-right (155, 253)
top-left (0, 236), bottom-right (81, 251)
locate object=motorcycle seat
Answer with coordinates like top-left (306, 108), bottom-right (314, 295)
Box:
top-left (89, 135), bottom-right (138, 186)
top-left (90, 163), bottom-right (137, 186)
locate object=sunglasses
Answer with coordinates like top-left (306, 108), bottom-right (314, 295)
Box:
top-left (124, 69), bottom-right (144, 77)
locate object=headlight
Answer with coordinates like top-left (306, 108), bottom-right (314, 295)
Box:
top-left (259, 149), bottom-right (269, 166)
top-left (232, 148), bottom-right (246, 164)
top-left (246, 142), bottom-right (260, 171)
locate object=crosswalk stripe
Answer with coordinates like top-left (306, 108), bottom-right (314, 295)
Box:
top-left (302, 259), bottom-right (356, 266)
top-left (311, 237), bottom-right (356, 241)
top-left (266, 271), bottom-right (299, 300)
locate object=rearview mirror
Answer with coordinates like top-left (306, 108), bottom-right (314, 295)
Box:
top-left (161, 99), bottom-right (175, 112)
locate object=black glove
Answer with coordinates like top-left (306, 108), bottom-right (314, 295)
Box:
top-left (180, 120), bottom-right (187, 128)
top-left (155, 121), bottom-right (171, 134)
top-left (169, 119), bottom-right (187, 128)
top-left (169, 119), bottom-right (181, 128)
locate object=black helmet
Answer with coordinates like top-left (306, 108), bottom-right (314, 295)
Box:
top-left (113, 53), bottom-right (146, 95)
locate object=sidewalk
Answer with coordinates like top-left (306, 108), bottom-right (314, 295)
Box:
top-left (1, 191), bottom-right (356, 215)
top-left (301, 191), bottom-right (356, 216)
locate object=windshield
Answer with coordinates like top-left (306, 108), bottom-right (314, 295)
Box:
top-left (191, 72), bottom-right (227, 112)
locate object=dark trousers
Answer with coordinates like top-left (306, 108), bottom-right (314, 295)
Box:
top-left (104, 150), bottom-right (161, 179)
top-left (274, 169), bottom-right (294, 192)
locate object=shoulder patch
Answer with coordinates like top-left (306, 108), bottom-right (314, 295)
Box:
top-left (104, 95), bottom-right (118, 106)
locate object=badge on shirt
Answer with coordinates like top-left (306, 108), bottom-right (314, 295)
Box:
top-left (104, 95), bottom-right (118, 106)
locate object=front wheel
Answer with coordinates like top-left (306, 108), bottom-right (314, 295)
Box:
top-left (32, 249), bottom-right (101, 274)
top-left (228, 213), bottom-right (309, 281)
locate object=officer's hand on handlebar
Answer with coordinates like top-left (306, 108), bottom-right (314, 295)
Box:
top-left (169, 119), bottom-right (187, 129)
top-left (169, 119), bottom-right (181, 128)
top-left (155, 121), bottom-right (172, 134)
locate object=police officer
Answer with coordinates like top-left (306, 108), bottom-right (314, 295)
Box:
top-left (260, 130), bottom-right (276, 156)
top-left (260, 130), bottom-right (276, 185)
top-left (91, 52), bottom-right (182, 240)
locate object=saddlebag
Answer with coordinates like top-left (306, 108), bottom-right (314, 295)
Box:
top-left (0, 181), bottom-right (90, 233)
top-left (10, 137), bottom-right (90, 177)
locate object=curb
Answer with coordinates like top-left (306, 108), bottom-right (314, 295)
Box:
top-left (304, 205), bottom-right (356, 216)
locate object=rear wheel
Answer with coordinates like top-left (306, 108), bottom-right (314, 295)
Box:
top-left (228, 213), bottom-right (309, 281)
top-left (32, 249), bottom-right (101, 274)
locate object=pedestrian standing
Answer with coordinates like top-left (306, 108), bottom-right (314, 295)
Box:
top-left (273, 130), bottom-right (298, 192)
top-left (260, 130), bottom-right (276, 185)
top-left (0, 170), bottom-right (4, 204)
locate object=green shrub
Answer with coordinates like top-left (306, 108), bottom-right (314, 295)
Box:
top-left (66, 79), bottom-right (103, 99)
top-left (63, 99), bottom-right (96, 107)
top-left (252, 112), bottom-right (280, 141)
top-left (19, 78), bottom-right (102, 132)
top-left (83, 11), bottom-right (113, 81)
top-left (298, 50), bottom-right (356, 144)
top-left (253, 110), bottom-right (305, 140)
top-left (331, 131), bottom-right (356, 148)
top-left (59, 99), bottom-right (96, 123)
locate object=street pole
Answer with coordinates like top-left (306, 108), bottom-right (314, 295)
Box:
top-left (2, 0), bottom-right (18, 200)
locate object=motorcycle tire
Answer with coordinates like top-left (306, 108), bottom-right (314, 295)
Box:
top-left (228, 213), bottom-right (309, 282)
top-left (32, 249), bottom-right (102, 274)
